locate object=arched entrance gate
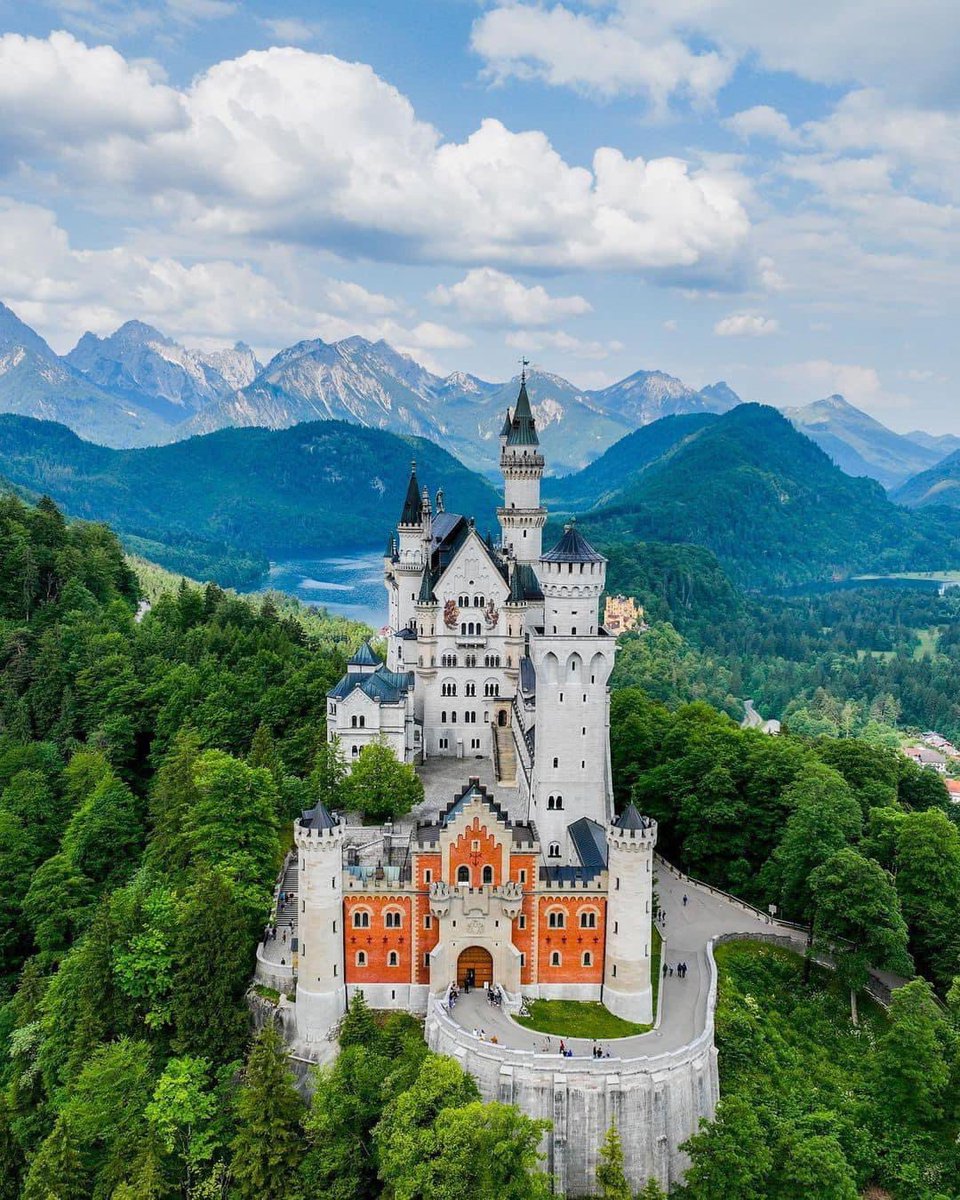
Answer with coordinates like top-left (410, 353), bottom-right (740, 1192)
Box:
top-left (457, 946), bottom-right (493, 990)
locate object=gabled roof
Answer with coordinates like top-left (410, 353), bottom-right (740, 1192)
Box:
top-left (505, 379), bottom-right (539, 447)
top-left (542, 521), bottom-right (605, 564)
top-left (507, 565), bottom-right (526, 604)
top-left (300, 802), bottom-right (336, 831)
top-left (513, 562), bottom-right (544, 601)
top-left (417, 777), bottom-right (536, 845)
top-left (519, 655), bottom-right (536, 695)
top-left (328, 665), bottom-right (413, 704)
top-left (569, 817), bottom-right (608, 872)
top-left (418, 567), bottom-right (437, 603)
top-left (400, 462), bottom-right (422, 525)
top-left (347, 641), bottom-right (379, 667)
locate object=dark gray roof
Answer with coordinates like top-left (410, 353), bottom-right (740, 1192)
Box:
top-left (519, 656), bottom-right (536, 695)
top-left (510, 562), bottom-right (543, 601)
top-left (616, 802), bottom-right (645, 830)
top-left (383, 533), bottom-right (396, 558)
top-left (540, 864), bottom-right (604, 885)
top-left (418, 567), bottom-right (437, 603)
top-left (507, 565), bottom-right (526, 604)
top-left (414, 777), bottom-right (535, 846)
top-left (569, 817), bottom-right (608, 871)
top-left (395, 626), bottom-right (418, 640)
top-left (347, 641), bottom-right (379, 667)
top-left (301, 801), bottom-right (336, 830)
top-left (400, 463), bottom-right (422, 525)
top-left (542, 521), bottom-right (605, 564)
top-left (328, 665), bottom-right (413, 704)
top-left (500, 409), bottom-right (512, 438)
top-left (506, 379), bottom-right (539, 447)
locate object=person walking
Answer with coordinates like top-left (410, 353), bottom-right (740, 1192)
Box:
top-left (683, 894), bottom-right (688, 907)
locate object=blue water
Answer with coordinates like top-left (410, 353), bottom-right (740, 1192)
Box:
top-left (262, 550), bottom-right (387, 628)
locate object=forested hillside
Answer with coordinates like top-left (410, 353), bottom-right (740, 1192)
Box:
top-left (0, 416), bottom-right (499, 587)
top-left (575, 405), bottom-right (960, 588)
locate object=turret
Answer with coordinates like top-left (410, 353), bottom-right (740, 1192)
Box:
top-left (397, 461), bottom-right (424, 567)
top-left (603, 804), bottom-right (657, 1024)
top-left (498, 374), bottom-right (546, 568)
top-left (294, 803), bottom-right (346, 1041)
top-left (539, 520), bottom-right (605, 637)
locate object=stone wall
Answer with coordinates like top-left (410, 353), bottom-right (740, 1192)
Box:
top-left (425, 962), bottom-right (720, 1197)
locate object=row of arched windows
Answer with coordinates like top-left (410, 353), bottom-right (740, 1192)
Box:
top-left (439, 710), bottom-right (480, 724)
top-left (455, 864), bottom-right (494, 886)
top-left (350, 715), bottom-right (366, 728)
top-left (548, 951), bottom-right (593, 967)
top-left (457, 594), bottom-right (487, 608)
top-left (545, 909), bottom-right (598, 929)
top-left (352, 908), bottom-right (403, 929)
top-left (547, 795), bottom-right (563, 810)
top-left (459, 621), bottom-right (482, 636)
top-left (355, 950), bottom-right (400, 967)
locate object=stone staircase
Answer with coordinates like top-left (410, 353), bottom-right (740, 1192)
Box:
top-left (494, 725), bottom-right (517, 786)
top-left (275, 856), bottom-right (299, 943)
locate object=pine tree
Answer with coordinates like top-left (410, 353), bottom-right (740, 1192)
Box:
top-left (228, 1026), bottom-right (304, 1199)
top-left (21, 1119), bottom-right (88, 1200)
top-left (339, 990), bottom-right (380, 1049)
top-left (595, 1125), bottom-right (632, 1200)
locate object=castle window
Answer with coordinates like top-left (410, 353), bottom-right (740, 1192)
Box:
top-left (612, 964), bottom-right (617, 978)
top-left (441, 680), bottom-right (457, 697)
top-left (580, 910), bottom-right (597, 929)
top-left (424, 914), bottom-right (432, 928)
top-left (556, 795), bottom-right (563, 809)
top-left (439, 737), bottom-right (448, 749)
top-left (353, 910), bottom-right (370, 929)
top-left (334, 964), bottom-right (338, 977)
top-left (482, 865), bottom-right (494, 884)
top-left (352, 745), bottom-right (359, 758)
top-left (424, 952), bottom-right (431, 967)
top-left (520, 953), bottom-right (526, 968)
top-left (385, 910), bottom-right (402, 928)
top-left (356, 951), bottom-right (367, 967)
top-left (441, 711), bottom-right (446, 723)
top-left (518, 913), bottom-right (526, 929)
top-left (351, 715), bottom-right (358, 728)
top-left (614, 921), bottom-right (618, 934)
top-left (450, 711), bottom-right (457, 723)
top-left (425, 870), bottom-right (432, 883)
top-left (553, 757), bottom-right (559, 769)
top-left (484, 681), bottom-right (500, 697)
top-left (548, 842), bottom-right (561, 858)
top-left (550, 951), bottom-right (561, 967)
top-left (459, 594), bottom-right (469, 607)
top-left (388, 951), bottom-right (399, 967)
top-left (548, 910), bottom-right (565, 929)
top-left (519, 870), bottom-right (527, 884)
top-left (582, 951), bottom-right (592, 967)
top-left (547, 795), bottom-right (555, 810)
top-left (359, 716), bottom-right (365, 728)
top-left (457, 865), bottom-right (470, 884)
top-left (465, 682), bottom-right (476, 697)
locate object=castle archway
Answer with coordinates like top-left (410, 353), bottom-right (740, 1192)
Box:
top-left (457, 946), bottom-right (493, 990)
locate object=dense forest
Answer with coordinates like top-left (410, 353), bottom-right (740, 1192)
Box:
top-left (605, 539), bottom-right (960, 742)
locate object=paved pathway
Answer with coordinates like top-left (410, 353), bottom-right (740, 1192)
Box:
top-left (444, 862), bottom-right (802, 1058)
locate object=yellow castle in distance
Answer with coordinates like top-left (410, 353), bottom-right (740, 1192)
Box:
top-left (603, 593), bottom-right (644, 635)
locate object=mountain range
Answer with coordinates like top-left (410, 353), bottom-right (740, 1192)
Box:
top-left (2, 403), bottom-right (959, 593)
top-left (0, 301), bottom-right (740, 472)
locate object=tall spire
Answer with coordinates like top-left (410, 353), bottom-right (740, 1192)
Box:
top-left (506, 374), bottom-right (538, 447)
top-left (399, 459), bottom-right (422, 525)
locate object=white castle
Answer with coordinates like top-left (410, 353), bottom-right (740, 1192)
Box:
top-left (278, 375), bottom-right (724, 1196)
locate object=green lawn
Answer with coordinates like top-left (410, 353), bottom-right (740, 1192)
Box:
top-left (516, 999), bottom-right (651, 1039)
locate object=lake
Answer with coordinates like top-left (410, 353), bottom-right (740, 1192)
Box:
top-left (259, 550), bottom-right (387, 628)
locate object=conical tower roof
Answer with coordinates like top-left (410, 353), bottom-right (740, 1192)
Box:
top-left (417, 567), bottom-right (437, 604)
top-left (500, 408), bottom-right (512, 438)
top-left (348, 641), bottom-right (379, 667)
top-left (400, 460), bottom-right (422, 525)
top-left (542, 520), bottom-right (604, 564)
top-left (616, 802), bottom-right (644, 830)
top-left (301, 801), bottom-right (336, 830)
top-left (505, 378), bottom-right (538, 447)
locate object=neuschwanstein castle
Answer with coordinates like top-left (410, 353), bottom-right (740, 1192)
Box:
top-left (295, 374), bottom-right (657, 1034)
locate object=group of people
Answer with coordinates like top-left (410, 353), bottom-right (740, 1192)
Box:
top-left (486, 984), bottom-right (503, 1007)
top-left (471, 1027), bottom-right (499, 1043)
top-left (448, 984), bottom-right (460, 1009)
top-left (663, 960), bottom-right (689, 978)
top-left (552, 1040), bottom-right (611, 1059)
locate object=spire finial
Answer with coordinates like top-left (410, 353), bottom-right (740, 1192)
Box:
top-left (519, 356), bottom-right (529, 384)
top-left (410, 458), bottom-right (416, 475)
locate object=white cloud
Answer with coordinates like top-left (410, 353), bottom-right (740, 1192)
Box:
top-left (724, 105), bottom-right (796, 143)
top-left (0, 35), bottom-right (752, 282)
top-left (770, 359), bottom-right (896, 410)
top-left (260, 17), bottom-right (321, 45)
top-left (505, 329), bottom-right (623, 360)
top-left (166, 0), bottom-right (236, 20)
top-left (471, 3), bottom-right (733, 111)
top-left (714, 312), bottom-right (779, 337)
top-left (430, 268), bottom-right (590, 327)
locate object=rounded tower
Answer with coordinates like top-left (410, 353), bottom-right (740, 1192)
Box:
top-left (294, 803), bottom-right (346, 1041)
top-left (603, 804), bottom-right (657, 1024)
top-left (498, 372), bottom-right (546, 568)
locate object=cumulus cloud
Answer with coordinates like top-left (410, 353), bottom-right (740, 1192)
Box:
top-left (0, 35), bottom-right (752, 283)
top-left (724, 105), bottom-right (796, 143)
top-left (260, 17), bottom-right (322, 45)
top-left (770, 359), bottom-right (894, 410)
top-left (714, 312), bottom-right (779, 337)
top-left (430, 268), bottom-right (590, 327)
top-left (471, 3), bottom-right (732, 111)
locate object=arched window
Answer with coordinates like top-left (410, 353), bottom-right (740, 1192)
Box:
top-left (582, 951), bottom-right (592, 967)
top-left (465, 681), bottom-right (476, 697)
top-left (482, 865), bottom-right (493, 884)
top-left (441, 711), bottom-right (447, 723)
top-left (547, 795), bottom-right (555, 810)
top-left (358, 715), bottom-right (365, 728)
top-left (356, 950), bottom-right (367, 967)
top-left (353, 910), bottom-right (370, 929)
top-left (441, 680), bottom-right (457, 697)
top-left (484, 680), bottom-right (500, 697)
top-left (457, 865), bottom-right (470, 884)
top-left (385, 910), bottom-right (402, 928)
top-left (579, 910), bottom-right (597, 929)
top-left (548, 842), bottom-right (561, 858)
top-left (552, 757), bottom-right (559, 769)
top-left (550, 951), bottom-right (561, 967)
top-left (351, 745), bottom-right (359, 758)
top-left (388, 950), bottom-right (399, 967)
top-left (548, 910), bottom-right (565, 929)
top-left (450, 711), bottom-right (457, 723)
top-left (555, 795), bottom-right (563, 810)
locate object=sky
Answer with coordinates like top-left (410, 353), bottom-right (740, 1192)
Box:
top-left (0, 1), bottom-right (959, 432)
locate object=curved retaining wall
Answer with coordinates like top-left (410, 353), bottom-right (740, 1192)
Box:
top-left (425, 945), bottom-right (721, 1196)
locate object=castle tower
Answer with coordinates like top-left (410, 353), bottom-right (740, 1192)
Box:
top-left (603, 804), bottom-right (657, 1024)
top-left (498, 374), bottom-right (546, 568)
top-left (390, 462), bottom-right (426, 661)
top-left (528, 522), bottom-right (616, 854)
top-left (294, 803), bottom-right (346, 1040)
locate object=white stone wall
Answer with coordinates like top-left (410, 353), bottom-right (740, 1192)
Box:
top-left (294, 821), bottom-right (347, 1043)
top-left (425, 992), bottom-right (719, 1196)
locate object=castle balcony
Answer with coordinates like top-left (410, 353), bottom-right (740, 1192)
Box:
top-left (455, 635), bottom-right (487, 648)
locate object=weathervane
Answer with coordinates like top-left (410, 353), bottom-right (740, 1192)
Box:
top-left (519, 356), bottom-right (529, 383)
